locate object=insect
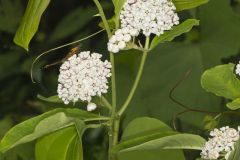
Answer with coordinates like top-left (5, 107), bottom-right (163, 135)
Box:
top-left (42, 45), bottom-right (81, 69)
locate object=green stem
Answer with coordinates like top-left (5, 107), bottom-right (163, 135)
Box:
top-left (92, 1), bottom-right (117, 159)
top-left (118, 37), bottom-right (150, 116)
top-left (108, 37), bottom-right (150, 159)
top-left (101, 96), bottom-right (113, 111)
top-left (92, 0), bottom-right (111, 38)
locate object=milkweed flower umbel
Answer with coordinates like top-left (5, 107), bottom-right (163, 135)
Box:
top-left (201, 126), bottom-right (240, 160)
top-left (57, 51), bottom-right (112, 105)
top-left (120, 0), bottom-right (179, 36)
top-left (108, 0), bottom-right (179, 53)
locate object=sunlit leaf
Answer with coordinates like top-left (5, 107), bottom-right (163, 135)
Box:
top-left (0, 108), bottom-right (106, 153)
top-left (201, 63), bottom-right (240, 100)
top-left (35, 127), bottom-right (83, 160)
top-left (13, 0), bottom-right (50, 51)
top-left (227, 98), bottom-right (240, 110)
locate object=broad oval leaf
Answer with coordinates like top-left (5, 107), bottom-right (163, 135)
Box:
top-left (173, 0), bottom-right (209, 11)
top-left (13, 0), bottom-right (50, 51)
top-left (36, 126), bottom-right (83, 160)
top-left (150, 19), bottom-right (199, 50)
top-left (0, 108), bottom-right (107, 153)
top-left (201, 63), bottom-right (240, 100)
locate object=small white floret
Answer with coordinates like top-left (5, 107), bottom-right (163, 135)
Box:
top-left (87, 102), bottom-right (97, 111)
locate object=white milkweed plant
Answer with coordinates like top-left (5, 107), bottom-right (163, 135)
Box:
top-left (3, 0), bottom-right (240, 160)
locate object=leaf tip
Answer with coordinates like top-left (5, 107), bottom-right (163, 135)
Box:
top-left (13, 36), bottom-right (29, 52)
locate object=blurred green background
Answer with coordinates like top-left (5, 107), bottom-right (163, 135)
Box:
top-left (1, 0), bottom-right (240, 159)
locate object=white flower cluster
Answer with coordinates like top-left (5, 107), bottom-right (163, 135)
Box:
top-left (108, 28), bottom-right (138, 53)
top-left (236, 61), bottom-right (240, 76)
top-left (57, 51), bottom-right (112, 106)
top-left (201, 126), bottom-right (240, 160)
top-left (108, 0), bottom-right (179, 53)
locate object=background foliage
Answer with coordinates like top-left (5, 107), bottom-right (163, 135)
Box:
top-left (1, 0), bottom-right (240, 159)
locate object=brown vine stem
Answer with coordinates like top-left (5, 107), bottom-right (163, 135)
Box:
top-left (170, 69), bottom-right (240, 130)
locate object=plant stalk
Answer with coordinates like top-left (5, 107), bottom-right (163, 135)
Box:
top-left (109, 37), bottom-right (150, 160)
top-left (118, 37), bottom-right (150, 116)
top-left (91, 1), bottom-right (117, 159)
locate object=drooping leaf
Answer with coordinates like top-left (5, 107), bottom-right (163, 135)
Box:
top-left (201, 63), bottom-right (240, 100)
top-left (150, 19), bottom-right (199, 50)
top-left (227, 98), bottom-right (240, 110)
top-left (13, 0), bottom-right (50, 51)
top-left (173, 0), bottom-right (209, 11)
top-left (0, 108), bottom-right (107, 153)
top-left (35, 127), bottom-right (83, 160)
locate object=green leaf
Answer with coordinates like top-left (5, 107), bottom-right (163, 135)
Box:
top-left (121, 117), bottom-right (172, 141)
top-left (117, 134), bottom-right (205, 153)
top-left (150, 19), bottom-right (199, 50)
top-left (37, 95), bottom-right (62, 103)
top-left (112, 0), bottom-right (126, 26)
top-left (203, 115), bottom-right (218, 131)
top-left (228, 140), bottom-right (240, 160)
top-left (98, 17), bottom-right (116, 30)
top-left (0, 108), bottom-right (106, 153)
top-left (201, 63), bottom-right (240, 100)
top-left (35, 127), bottom-right (83, 160)
top-left (112, 0), bottom-right (126, 17)
top-left (173, 0), bottom-right (209, 11)
top-left (13, 0), bottom-right (50, 51)
top-left (114, 117), bottom-right (185, 160)
top-left (37, 94), bottom-right (109, 109)
top-left (0, 143), bottom-right (35, 160)
top-left (227, 98), bottom-right (240, 110)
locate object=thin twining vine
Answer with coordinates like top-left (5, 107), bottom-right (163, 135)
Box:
top-left (170, 69), bottom-right (240, 130)
top-left (30, 29), bottom-right (105, 83)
